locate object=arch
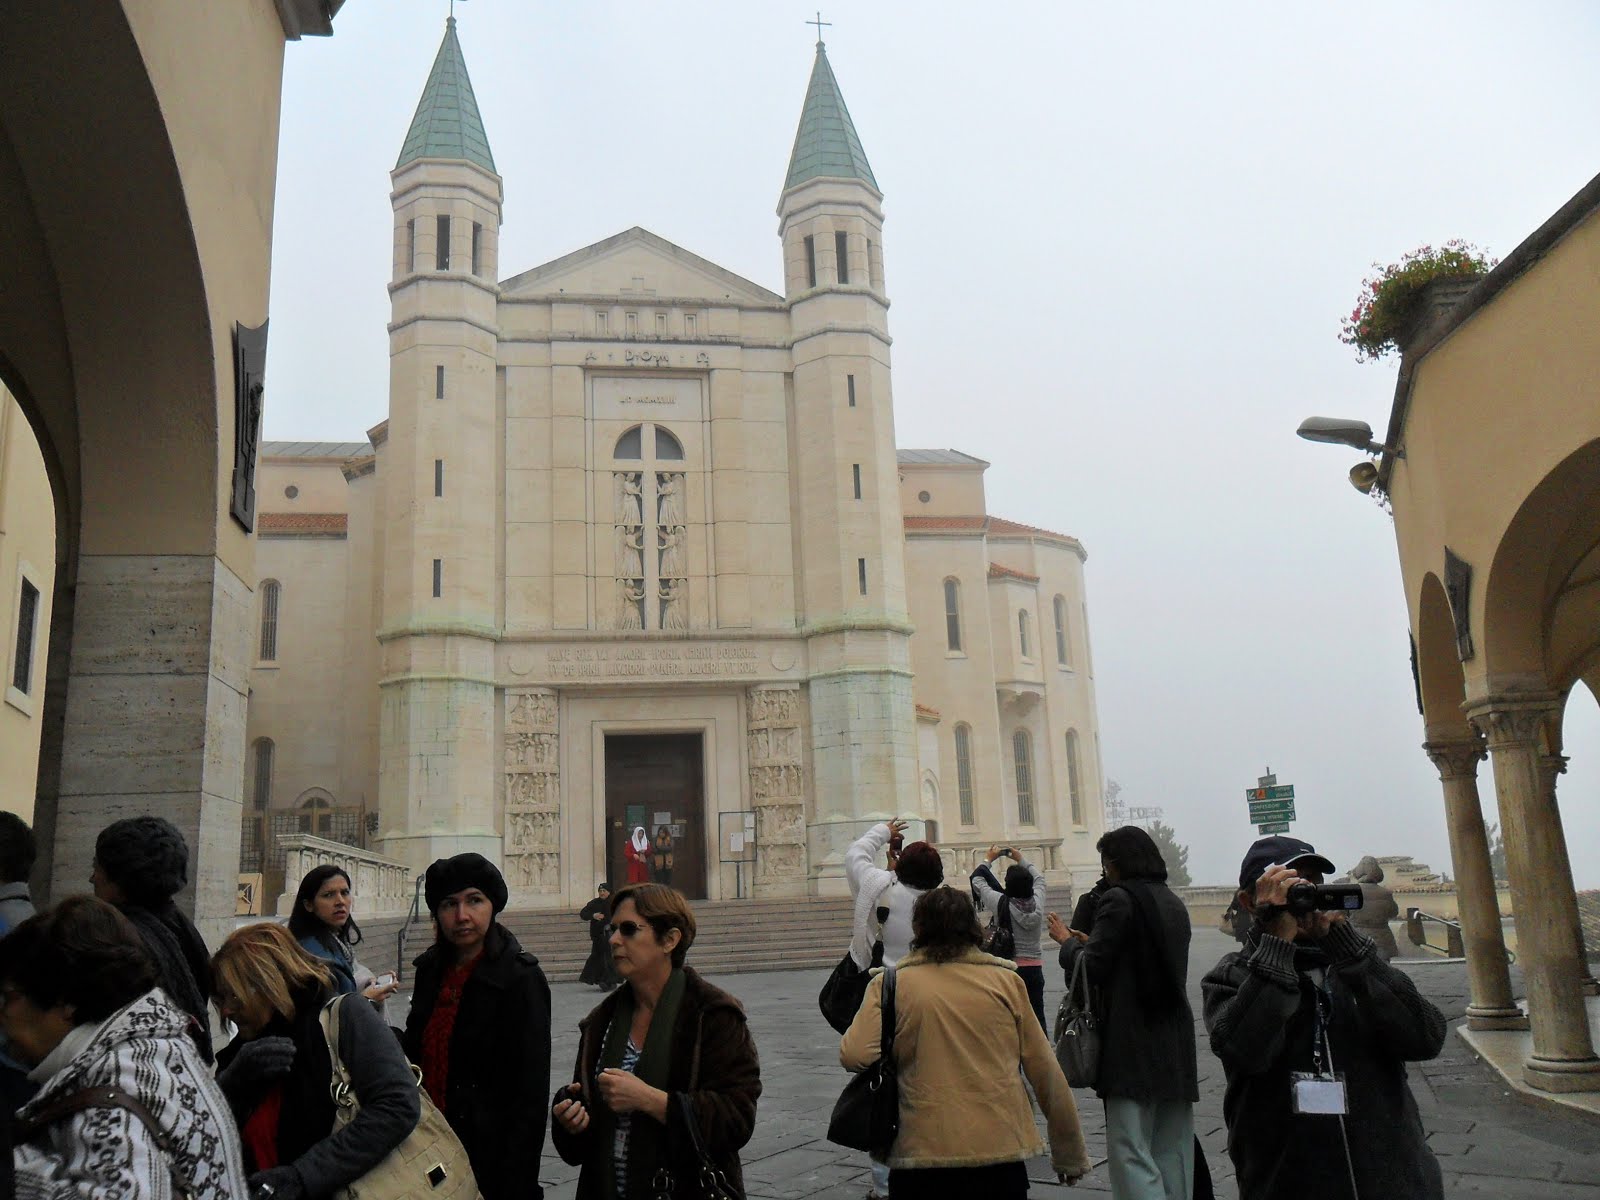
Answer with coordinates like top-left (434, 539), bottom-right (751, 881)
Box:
top-left (258, 579), bottom-right (281, 661)
top-left (296, 787), bottom-right (335, 809)
top-left (653, 426), bottom-right (684, 461)
top-left (613, 425), bottom-right (643, 459)
top-left (1012, 729), bottom-right (1035, 825)
top-left (1065, 730), bottom-right (1084, 826)
top-left (943, 577), bottom-right (962, 652)
top-left (1018, 609), bottom-right (1031, 659)
top-left (1053, 594), bottom-right (1070, 666)
top-left (1416, 572), bottom-right (1471, 738)
top-left (250, 738), bottom-right (274, 811)
top-left (953, 723), bottom-right (975, 825)
top-left (1482, 437), bottom-right (1600, 683)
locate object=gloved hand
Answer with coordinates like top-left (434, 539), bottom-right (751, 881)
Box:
top-left (248, 1165), bottom-right (306, 1200)
top-left (217, 1036), bottom-right (296, 1111)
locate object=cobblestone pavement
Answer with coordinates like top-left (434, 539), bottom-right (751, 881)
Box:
top-left (522, 928), bottom-right (1600, 1198)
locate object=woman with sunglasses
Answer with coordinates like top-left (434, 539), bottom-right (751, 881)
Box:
top-left (551, 883), bottom-right (761, 1199)
top-left (402, 854), bottom-right (552, 1200)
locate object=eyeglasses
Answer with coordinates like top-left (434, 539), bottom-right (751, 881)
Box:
top-left (606, 920), bottom-right (647, 939)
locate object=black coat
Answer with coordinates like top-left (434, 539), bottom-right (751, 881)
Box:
top-left (1059, 880), bottom-right (1198, 1103)
top-left (404, 924), bottom-right (552, 1200)
top-left (1202, 920), bottom-right (1445, 1200)
top-left (551, 967), bottom-right (762, 1199)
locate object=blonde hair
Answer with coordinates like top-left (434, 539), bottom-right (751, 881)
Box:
top-left (212, 921), bottom-right (333, 1022)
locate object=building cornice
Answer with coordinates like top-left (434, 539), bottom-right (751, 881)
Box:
top-left (387, 312), bottom-right (501, 341)
top-left (376, 620), bottom-right (501, 643)
top-left (800, 613), bottom-right (916, 638)
top-left (389, 271), bottom-right (501, 300)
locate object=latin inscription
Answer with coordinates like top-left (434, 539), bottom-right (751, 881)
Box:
top-left (546, 644), bottom-right (762, 680)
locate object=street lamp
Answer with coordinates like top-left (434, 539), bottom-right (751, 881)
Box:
top-left (1295, 416), bottom-right (1398, 456)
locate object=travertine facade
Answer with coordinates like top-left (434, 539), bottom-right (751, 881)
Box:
top-left (246, 24), bottom-right (1106, 905)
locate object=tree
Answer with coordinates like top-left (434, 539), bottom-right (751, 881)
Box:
top-left (1145, 819), bottom-right (1193, 887)
top-left (1486, 822), bottom-right (1507, 882)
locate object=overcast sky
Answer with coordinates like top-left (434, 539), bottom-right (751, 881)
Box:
top-left (264, 2), bottom-right (1600, 888)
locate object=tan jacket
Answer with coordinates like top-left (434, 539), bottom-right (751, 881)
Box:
top-left (839, 947), bottom-right (1090, 1177)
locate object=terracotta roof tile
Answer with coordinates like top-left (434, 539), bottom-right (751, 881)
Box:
top-left (988, 516), bottom-right (1077, 541)
top-left (987, 562), bottom-right (1040, 583)
top-left (256, 512), bottom-right (348, 538)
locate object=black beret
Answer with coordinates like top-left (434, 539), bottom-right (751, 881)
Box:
top-left (94, 817), bottom-right (189, 906)
top-left (424, 853), bottom-right (508, 915)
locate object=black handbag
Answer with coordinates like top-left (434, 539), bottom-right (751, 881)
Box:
top-left (650, 1092), bottom-right (737, 1200)
top-left (984, 896), bottom-right (1016, 960)
top-left (818, 882), bottom-right (890, 1033)
top-left (1053, 948), bottom-right (1100, 1087)
top-left (826, 965), bottom-right (899, 1155)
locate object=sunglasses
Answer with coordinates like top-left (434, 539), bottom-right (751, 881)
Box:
top-left (606, 920), bottom-right (649, 939)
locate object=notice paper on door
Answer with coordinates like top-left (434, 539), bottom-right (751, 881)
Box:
top-left (653, 811), bottom-right (671, 827)
top-left (730, 833), bottom-right (744, 852)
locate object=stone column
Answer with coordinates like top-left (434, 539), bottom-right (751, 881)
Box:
top-left (1539, 753), bottom-right (1600, 997)
top-left (1423, 737), bottom-right (1525, 1030)
top-left (1467, 693), bottom-right (1600, 1092)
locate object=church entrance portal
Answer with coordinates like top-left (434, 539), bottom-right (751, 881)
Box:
top-left (605, 734), bottom-right (707, 900)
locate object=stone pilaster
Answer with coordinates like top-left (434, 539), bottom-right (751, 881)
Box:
top-left (503, 688), bottom-right (560, 896)
top-left (1467, 693), bottom-right (1600, 1092)
top-left (747, 685), bottom-right (807, 897)
top-left (1539, 752), bottom-right (1600, 997)
top-left (1423, 736), bottom-right (1525, 1030)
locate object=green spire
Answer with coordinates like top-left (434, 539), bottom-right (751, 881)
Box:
top-left (396, 17), bottom-right (496, 173)
top-left (783, 41), bottom-right (878, 193)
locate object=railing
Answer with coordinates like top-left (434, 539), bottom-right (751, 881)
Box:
top-left (276, 835), bottom-right (412, 918)
top-left (1405, 906), bottom-right (1513, 962)
top-left (396, 875), bottom-right (428, 983)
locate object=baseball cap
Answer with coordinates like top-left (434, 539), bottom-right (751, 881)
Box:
top-left (1238, 836), bottom-right (1336, 892)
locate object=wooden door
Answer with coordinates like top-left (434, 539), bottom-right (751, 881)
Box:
top-left (604, 733), bottom-right (706, 899)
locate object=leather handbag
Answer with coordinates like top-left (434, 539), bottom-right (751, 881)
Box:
top-left (826, 965), bottom-right (898, 1156)
top-left (1053, 950), bottom-right (1100, 1088)
top-left (984, 896), bottom-right (1016, 960)
top-left (319, 997), bottom-right (479, 1200)
top-left (649, 1092), bottom-right (738, 1200)
top-left (818, 882), bottom-right (891, 1033)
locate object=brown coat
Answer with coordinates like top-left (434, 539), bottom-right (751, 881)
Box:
top-left (550, 966), bottom-right (762, 1199)
top-left (840, 947), bottom-right (1090, 1178)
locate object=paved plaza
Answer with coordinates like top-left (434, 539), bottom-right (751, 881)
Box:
top-left (517, 928), bottom-right (1600, 1198)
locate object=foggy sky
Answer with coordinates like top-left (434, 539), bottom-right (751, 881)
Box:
top-left (262, 2), bottom-right (1600, 888)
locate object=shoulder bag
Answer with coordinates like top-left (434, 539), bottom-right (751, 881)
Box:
top-left (16, 1085), bottom-right (197, 1199)
top-left (984, 896), bottom-right (1016, 961)
top-left (1053, 949), bottom-right (1100, 1088)
top-left (319, 997), bottom-right (478, 1200)
top-left (648, 1092), bottom-right (738, 1200)
top-left (818, 881), bottom-right (891, 1033)
top-left (826, 965), bottom-right (899, 1156)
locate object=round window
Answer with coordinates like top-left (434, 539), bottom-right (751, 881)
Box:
top-left (918, 490), bottom-right (931, 503)
top-left (284, 485), bottom-right (300, 500)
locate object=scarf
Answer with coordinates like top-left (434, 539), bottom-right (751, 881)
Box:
top-left (1115, 880), bottom-right (1185, 1015)
top-left (631, 827), bottom-right (649, 854)
top-left (596, 969), bottom-right (687, 1200)
top-left (119, 901), bottom-right (214, 1062)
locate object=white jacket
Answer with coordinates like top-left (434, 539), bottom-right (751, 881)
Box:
top-left (15, 989), bottom-right (248, 1200)
top-left (845, 823), bottom-right (927, 968)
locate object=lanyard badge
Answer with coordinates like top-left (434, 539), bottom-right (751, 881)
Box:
top-left (1291, 984), bottom-right (1348, 1115)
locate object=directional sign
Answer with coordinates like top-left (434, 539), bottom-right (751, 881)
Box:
top-left (1248, 801), bottom-right (1296, 822)
top-left (1245, 785), bottom-right (1295, 801)
top-left (1257, 821), bottom-right (1291, 834)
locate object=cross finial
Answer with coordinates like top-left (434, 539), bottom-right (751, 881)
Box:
top-left (450, 0), bottom-right (464, 21)
top-left (807, 11), bottom-right (831, 45)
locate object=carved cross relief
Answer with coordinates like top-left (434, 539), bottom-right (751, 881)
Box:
top-left (611, 423), bottom-right (689, 631)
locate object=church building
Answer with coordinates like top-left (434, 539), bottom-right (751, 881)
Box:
top-left (246, 20), bottom-right (1106, 907)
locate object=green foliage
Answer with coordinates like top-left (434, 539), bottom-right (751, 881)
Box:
top-left (1486, 822), bottom-right (1508, 882)
top-left (1339, 240), bottom-right (1496, 362)
top-left (1145, 819), bottom-right (1193, 887)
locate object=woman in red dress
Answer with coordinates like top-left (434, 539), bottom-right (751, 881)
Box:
top-left (624, 826), bottom-right (650, 885)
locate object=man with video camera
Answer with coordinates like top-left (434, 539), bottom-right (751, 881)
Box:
top-left (1202, 835), bottom-right (1446, 1200)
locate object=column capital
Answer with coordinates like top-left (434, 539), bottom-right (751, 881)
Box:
top-left (1462, 691), bottom-right (1560, 752)
top-left (1423, 737), bottom-right (1486, 782)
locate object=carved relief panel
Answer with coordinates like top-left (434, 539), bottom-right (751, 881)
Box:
top-left (747, 685), bottom-right (808, 888)
top-left (503, 688), bottom-right (560, 894)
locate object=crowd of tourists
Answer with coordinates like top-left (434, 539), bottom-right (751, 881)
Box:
top-left (0, 805), bottom-right (1447, 1200)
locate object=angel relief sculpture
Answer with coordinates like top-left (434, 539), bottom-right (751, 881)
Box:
top-left (618, 579), bottom-right (646, 630)
top-left (615, 472), bottom-right (643, 526)
top-left (616, 525), bottom-right (644, 578)
top-left (657, 472), bottom-right (685, 528)
top-left (658, 525), bottom-right (686, 579)
top-left (659, 578), bottom-right (688, 631)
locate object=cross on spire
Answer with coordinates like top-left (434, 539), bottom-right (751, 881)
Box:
top-left (807, 11), bottom-right (831, 44)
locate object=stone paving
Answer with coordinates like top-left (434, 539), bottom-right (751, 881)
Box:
top-left (511, 928), bottom-right (1600, 1198)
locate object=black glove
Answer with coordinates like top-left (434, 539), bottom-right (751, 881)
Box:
top-left (248, 1166), bottom-right (305, 1200)
top-left (217, 1036), bottom-right (296, 1111)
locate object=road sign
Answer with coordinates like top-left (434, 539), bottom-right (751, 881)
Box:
top-left (1247, 801), bottom-right (1296, 822)
top-left (1244, 785), bottom-right (1295, 801)
top-left (1257, 821), bottom-right (1291, 834)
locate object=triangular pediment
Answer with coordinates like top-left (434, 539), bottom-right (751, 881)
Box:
top-left (499, 227), bottom-right (784, 306)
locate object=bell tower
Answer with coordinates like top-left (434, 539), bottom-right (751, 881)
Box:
top-left (780, 39), bottom-right (920, 882)
top-left (378, 16), bottom-right (504, 871)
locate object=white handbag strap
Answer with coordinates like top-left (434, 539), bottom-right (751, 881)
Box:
top-left (318, 995), bottom-right (357, 1107)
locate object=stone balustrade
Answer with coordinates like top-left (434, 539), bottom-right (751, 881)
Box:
top-left (275, 836), bottom-right (417, 918)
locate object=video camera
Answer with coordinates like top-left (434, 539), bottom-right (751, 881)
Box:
top-left (1285, 881), bottom-right (1363, 915)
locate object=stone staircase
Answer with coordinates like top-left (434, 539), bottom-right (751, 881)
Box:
top-left (363, 896), bottom-right (857, 984)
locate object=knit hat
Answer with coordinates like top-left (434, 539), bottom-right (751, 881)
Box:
top-left (424, 853), bottom-right (508, 915)
top-left (94, 817), bottom-right (189, 906)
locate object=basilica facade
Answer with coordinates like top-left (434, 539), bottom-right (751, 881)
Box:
top-left (246, 21), bottom-right (1106, 907)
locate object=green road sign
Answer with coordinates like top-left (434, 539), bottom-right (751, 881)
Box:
top-left (1247, 801), bottom-right (1296, 822)
top-left (1257, 821), bottom-right (1291, 834)
top-left (1244, 785), bottom-right (1295, 801)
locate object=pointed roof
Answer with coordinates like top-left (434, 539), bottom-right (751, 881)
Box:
top-left (783, 41), bottom-right (878, 193)
top-left (396, 17), bottom-right (496, 173)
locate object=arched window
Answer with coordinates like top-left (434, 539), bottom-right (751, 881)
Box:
top-left (614, 426), bottom-right (643, 459)
top-left (1018, 609), bottom-right (1031, 659)
top-left (943, 578), bottom-right (962, 652)
top-left (300, 790), bottom-right (333, 836)
top-left (654, 426), bottom-right (684, 460)
top-left (954, 723), bottom-right (976, 825)
top-left (258, 580), bottom-right (280, 662)
top-left (1066, 730), bottom-right (1084, 826)
top-left (1013, 730), bottom-right (1035, 825)
top-left (1054, 595), bottom-right (1070, 666)
top-left (251, 738), bottom-right (274, 811)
